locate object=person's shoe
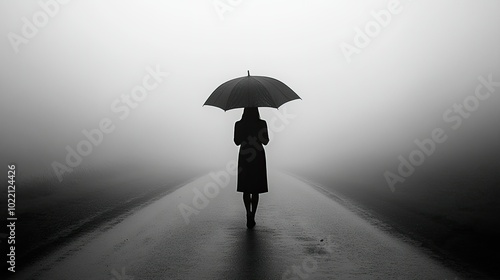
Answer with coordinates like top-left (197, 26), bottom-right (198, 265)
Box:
top-left (248, 213), bottom-right (256, 229)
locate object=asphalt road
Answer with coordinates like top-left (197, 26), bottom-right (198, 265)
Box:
top-left (13, 171), bottom-right (468, 280)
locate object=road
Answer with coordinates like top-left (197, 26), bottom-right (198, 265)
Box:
top-left (13, 171), bottom-right (466, 280)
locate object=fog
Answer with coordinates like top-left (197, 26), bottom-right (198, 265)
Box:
top-left (1, 0), bottom-right (499, 186)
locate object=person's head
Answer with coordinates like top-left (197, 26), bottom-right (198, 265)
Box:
top-left (241, 107), bottom-right (260, 121)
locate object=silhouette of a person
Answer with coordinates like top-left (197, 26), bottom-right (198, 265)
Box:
top-left (234, 107), bottom-right (269, 229)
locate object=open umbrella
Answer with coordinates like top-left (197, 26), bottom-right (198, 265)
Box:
top-left (204, 71), bottom-right (301, 111)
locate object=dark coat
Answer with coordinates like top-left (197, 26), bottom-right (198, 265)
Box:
top-left (234, 119), bottom-right (269, 193)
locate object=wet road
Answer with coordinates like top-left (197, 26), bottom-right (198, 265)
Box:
top-left (14, 171), bottom-right (465, 280)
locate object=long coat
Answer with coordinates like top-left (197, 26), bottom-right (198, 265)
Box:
top-left (234, 119), bottom-right (269, 193)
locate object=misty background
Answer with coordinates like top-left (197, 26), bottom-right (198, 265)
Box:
top-left (1, 0), bottom-right (500, 274)
top-left (1, 0), bottom-right (499, 181)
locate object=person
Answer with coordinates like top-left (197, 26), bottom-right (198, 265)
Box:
top-left (234, 107), bottom-right (269, 229)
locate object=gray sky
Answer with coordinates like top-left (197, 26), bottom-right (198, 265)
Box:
top-left (1, 0), bottom-right (499, 181)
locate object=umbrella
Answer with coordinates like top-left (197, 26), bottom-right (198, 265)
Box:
top-left (204, 71), bottom-right (301, 111)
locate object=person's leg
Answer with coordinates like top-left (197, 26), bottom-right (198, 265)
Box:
top-left (247, 193), bottom-right (259, 228)
top-left (243, 193), bottom-right (253, 228)
top-left (243, 193), bottom-right (251, 215)
top-left (251, 193), bottom-right (259, 215)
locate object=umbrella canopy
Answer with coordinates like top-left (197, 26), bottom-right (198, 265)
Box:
top-left (204, 71), bottom-right (301, 111)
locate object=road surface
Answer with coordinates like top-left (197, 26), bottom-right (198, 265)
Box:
top-left (13, 171), bottom-right (467, 280)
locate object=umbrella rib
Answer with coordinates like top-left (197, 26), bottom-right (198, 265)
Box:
top-left (269, 77), bottom-right (301, 105)
top-left (218, 82), bottom-right (232, 111)
top-left (208, 78), bottom-right (239, 110)
top-left (210, 85), bottom-right (226, 106)
top-left (254, 77), bottom-right (288, 107)
top-left (227, 78), bottom-right (246, 110)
